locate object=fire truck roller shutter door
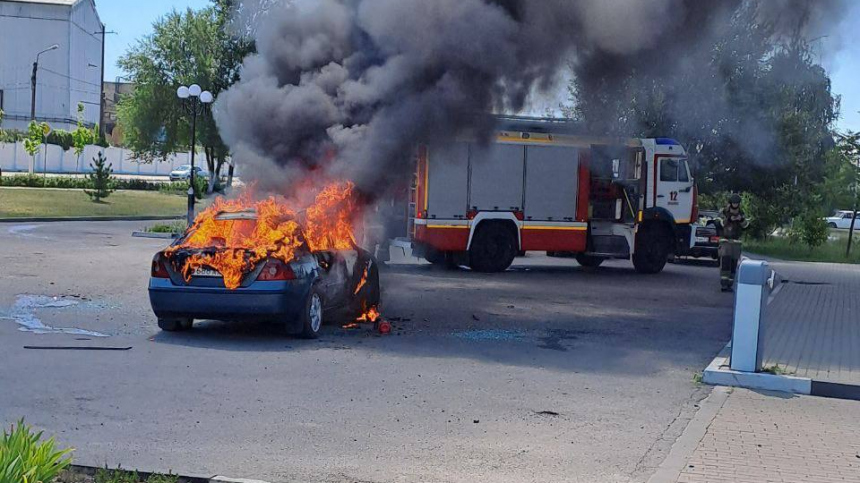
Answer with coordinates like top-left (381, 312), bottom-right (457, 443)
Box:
top-left (522, 145), bottom-right (585, 252)
top-left (468, 143), bottom-right (525, 213)
top-left (427, 142), bottom-right (469, 220)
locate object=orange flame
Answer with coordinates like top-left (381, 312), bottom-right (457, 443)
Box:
top-left (354, 264), bottom-right (369, 295)
top-left (165, 182), bottom-right (358, 290)
top-left (356, 306), bottom-right (380, 323)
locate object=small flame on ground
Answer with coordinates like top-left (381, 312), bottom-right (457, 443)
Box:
top-left (356, 306), bottom-right (381, 323)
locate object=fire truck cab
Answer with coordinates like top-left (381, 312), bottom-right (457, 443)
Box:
top-left (408, 117), bottom-right (696, 274)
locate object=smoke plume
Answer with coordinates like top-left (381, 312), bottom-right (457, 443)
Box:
top-left (214, 0), bottom-right (850, 195)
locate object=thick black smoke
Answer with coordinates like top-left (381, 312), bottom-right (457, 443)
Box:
top-left (213, 0), bottom-right (849, 194)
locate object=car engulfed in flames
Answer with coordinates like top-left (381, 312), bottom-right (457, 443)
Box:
top-left (148, 182), bottom-right (381, 338)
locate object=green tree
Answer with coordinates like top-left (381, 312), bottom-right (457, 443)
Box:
top-left (22, 121), bottom-right (49, 175)
top-left (72, 102), bottom-right (96, 173)
top-left (85, 151), bottom-right (115, 202)
top-left (117, 3), bottom-right (253, 194)
top-left (567, 2), bottom-right (838, 220)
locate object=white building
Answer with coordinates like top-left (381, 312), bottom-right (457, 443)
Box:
top-left (0, 0), bottom-right (103, 132)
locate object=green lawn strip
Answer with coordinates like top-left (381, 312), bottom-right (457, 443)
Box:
top-left (745, 231), bottom-right (860, 264)
top-left (144, 220), bottom-right (188, 233)
top-left (0, 187), bottom-right (188, 218)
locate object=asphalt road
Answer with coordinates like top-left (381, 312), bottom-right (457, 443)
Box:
top-left (0, 221), bottom-right (733, 483)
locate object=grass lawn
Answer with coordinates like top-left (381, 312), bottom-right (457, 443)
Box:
top-left (0, 187), bottom-right (188, 218)
top-left (745, 230), bottom-right (860, 264)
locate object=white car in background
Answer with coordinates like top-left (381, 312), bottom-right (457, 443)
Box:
top-left (169, 165), bottom-right (208, 182)
top-left (824, 210), bottom-right (860, 229)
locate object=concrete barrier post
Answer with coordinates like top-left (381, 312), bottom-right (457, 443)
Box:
top-left (730, 260), bottom-right (770, 372)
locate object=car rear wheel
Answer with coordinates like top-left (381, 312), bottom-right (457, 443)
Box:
top-left (828, 223), bottom-right (837, 229)
top-left (298, 287), bottom-right (324, 339)
top-left (158, 317), bottom-right (192, 332)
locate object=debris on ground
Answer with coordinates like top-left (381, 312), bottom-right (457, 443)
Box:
top-left (23, 346), bottom-right (132, 351)
top-left (453, 329), bottom-right (525, 341)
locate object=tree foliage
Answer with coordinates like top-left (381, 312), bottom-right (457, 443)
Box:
top-left (117, 2), bottom-right (254, 193)
top-left (85, 151), bottom-right (115, 202)
top-left (22, 121), bottom-right (48, 158)
top-left (567, 2), bottom-right (840, 225)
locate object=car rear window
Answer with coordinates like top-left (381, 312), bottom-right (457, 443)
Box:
top-left (179, 210), bottom-right (303, 249)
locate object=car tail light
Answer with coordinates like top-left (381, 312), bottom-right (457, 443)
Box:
top-left (151, 254), bottom-right (170, 278)
top-left (258, 259), bottom-right (296, 281)
top-left (710, 236), bottom-right (720, 243)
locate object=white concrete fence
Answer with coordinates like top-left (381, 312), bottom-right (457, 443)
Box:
top-left (0, 141), bottom-right (209, 176)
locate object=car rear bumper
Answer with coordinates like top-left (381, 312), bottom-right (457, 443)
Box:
top-left (148, 278), bottom-right (310, 329)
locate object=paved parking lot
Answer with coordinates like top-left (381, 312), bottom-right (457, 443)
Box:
top-left (0, 221), bottom-right (733, 483)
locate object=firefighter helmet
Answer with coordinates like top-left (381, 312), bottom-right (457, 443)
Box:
top-left (729, 193), bottom-right (741, 205)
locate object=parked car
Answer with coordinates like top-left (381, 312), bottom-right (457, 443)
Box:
top-left (169, 165), bottom-right (207, 182)
top-left (148, 210), bottom-right (380, 338)
top-left (676, 210), bottom-right (721, 262)
top-left (823, 210), bottom-right (859, 230)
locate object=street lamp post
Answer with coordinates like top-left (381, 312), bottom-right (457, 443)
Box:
top-left (31, 44), bottom-right (59, 121)
top-left (177, 84), bottom-right (213, 225)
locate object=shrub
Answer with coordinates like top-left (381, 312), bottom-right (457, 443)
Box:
top-left (192, 175), bottom-right (208, 200)
top-left (0, 129), bottom-right (25, 144)
top-left (145, 221), bottom-right (186, 234)
top-left (791, 210), bottom-right (829, 249)
top-left (158, 181), bottom-right (190, 195)
top-left (741, 193), bottom-right (782, 240)
top-left (0, 419), bottom-right (72, 483)
top-left (46, 130), bottom-right (74, 151)
top-left (93, 467), bottom-right (178, 483)
top-left (115, 179), bottom-right (160, 191)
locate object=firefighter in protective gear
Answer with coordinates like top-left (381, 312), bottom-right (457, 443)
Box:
top-left (719, 193), bottom-right (746, 291)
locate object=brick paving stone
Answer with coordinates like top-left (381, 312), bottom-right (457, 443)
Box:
top-left (761, 261), bottom-right (860, 385)
top-left (675, 388), bottom-right (860, 483)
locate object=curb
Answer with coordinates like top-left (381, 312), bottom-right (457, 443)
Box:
top-left (702, 343), bottom-right (860, 401)
top-left (646, 386), bottom-right (731, 483)
top-left (132, 231), bottom-right (181, 239)
top-left (68, 464), bottom-right (272, 483)
top-left (0, 215), bottom-right (182, 223)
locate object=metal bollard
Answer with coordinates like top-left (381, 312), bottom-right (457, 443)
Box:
top-left (730, 260), bottom-right (772, 372)
top-left (187, 186), bottom-right (196, 226)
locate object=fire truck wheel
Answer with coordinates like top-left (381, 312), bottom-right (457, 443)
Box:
top-left (633, 224), bottom-right (671, 274)
top-left (298, 287), bottom-right (324, 339)
top-left (575, 254), bottom-right (604, 268)
top-left (469, 222), bottom-right (517, 273)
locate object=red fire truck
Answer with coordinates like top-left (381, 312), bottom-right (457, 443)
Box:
top-left (408, 116), bottom-right (697, 274)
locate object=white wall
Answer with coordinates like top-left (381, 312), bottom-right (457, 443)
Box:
top-left (69, 0), bottom-right (103, 126)
top-left (0, 0), bottom-right (102, 131)
top-left (0, 142), bottom-right (199, 176)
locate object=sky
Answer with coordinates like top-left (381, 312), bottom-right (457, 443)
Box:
top-left (98, 0), bottom-right (859, 133)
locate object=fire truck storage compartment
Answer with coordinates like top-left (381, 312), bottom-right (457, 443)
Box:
top-left (426, 142), bottom-right (469, 219)
top-left (468, 143), bottom-right (525, 212)
top-left (523, 145), bottom-right (579, 221)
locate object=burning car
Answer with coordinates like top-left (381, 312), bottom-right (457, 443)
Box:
top-left (148, 184), bottom-right (380, 338)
